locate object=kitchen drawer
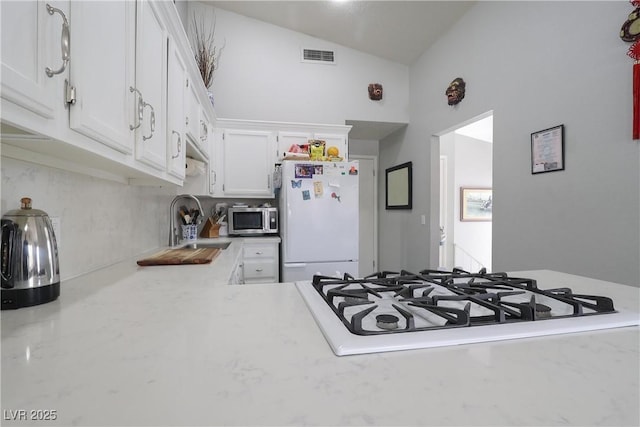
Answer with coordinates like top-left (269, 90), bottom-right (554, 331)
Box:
top-left (243, 259), bottom-right (277, 281)
top-left (242, 243), bottom-right (277, 260)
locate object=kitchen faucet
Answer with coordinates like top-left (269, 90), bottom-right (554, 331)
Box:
top-left (169, 194), bottom-right (204, 246)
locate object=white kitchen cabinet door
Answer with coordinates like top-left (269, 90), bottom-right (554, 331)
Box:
top-left (185, 78), bottom-right (201, 147)
top-left (277, 131), bottom-right (312, 161)
top-left (242, 241), bottom-right (279, 284)
top-left (222, 129), bottom-right (275, 197)
top-left (166, 37), bottom-right (186, 180)
top-left (276, 130), bottom-right (348, 161)
top-left (1, 0), bottom-right (67, 121)
top-left (133, 0), bottom-right (167, 171)
top-left (314, 132), bottom-right (348, 160)
top-left (68, 1), bottom-right (135, 155)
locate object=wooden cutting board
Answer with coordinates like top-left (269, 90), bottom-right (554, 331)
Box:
top-left (137, 248), bottom-right (221, 266)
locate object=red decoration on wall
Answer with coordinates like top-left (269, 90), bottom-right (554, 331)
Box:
top-left (621, 1), bottom-right (640, 140)
top-left (630, 42), bottom-right (640, 139)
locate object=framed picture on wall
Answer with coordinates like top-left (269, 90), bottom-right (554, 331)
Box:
top-left (460, 187), bottom-right (492, 221)
top-left (531, 124), bottom-right (565, 174)
top-left (385, 162), bottom-right (412, 209)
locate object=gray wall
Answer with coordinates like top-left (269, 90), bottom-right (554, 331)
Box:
top-left (349, 139), bottom-right (380, 157)
top-left (379, 1), bottom-right (639, 285)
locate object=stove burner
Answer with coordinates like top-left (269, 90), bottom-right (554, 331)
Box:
top-left (376, 314), bottom-right (399, 330)
top-left (311, 268), bottom-right (619, 337)
top-left (344, 296), bottom-right (369, 304)
top-left (535, 303), bottom-right (552, 319)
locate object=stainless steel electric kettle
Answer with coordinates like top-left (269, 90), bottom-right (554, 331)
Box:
top-left (1, 197), bottom-right (60, 309)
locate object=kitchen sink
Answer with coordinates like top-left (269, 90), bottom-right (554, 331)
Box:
top-left (180, 242), bottom-right (231, 250)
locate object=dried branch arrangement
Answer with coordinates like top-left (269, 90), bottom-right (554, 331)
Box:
top-left (192, 13), bottom-right (225, 89)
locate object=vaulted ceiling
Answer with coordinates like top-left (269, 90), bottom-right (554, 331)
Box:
top-left (204, 1), bottom-right (475, 66)
top-left (202, 1), bottom-right (480, 140)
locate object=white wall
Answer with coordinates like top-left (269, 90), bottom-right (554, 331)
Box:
top-left (1, 158), bottom-right (173, 281)
top-left (379, 1), bottom-right (639, 286)
top-left (188, 2), bottom-right (410, 126)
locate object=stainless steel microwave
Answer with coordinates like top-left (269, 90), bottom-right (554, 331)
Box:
top-left (228, 207), bottom-right (278, 236)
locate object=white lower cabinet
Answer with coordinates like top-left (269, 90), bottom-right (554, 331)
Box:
top-left (229, 258), bottom-right (244, 285)
top-left (241, 240), bottom-right (280, 284)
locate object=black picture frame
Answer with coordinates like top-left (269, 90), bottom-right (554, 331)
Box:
top-left (531, 124), bottom-right (565, 174)
top-left (385, 162), bottom-right (412, 210)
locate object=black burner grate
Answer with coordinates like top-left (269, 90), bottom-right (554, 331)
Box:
top-left (311, 269), bottom-right (617, 336)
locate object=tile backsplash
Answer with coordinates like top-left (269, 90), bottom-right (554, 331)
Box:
top-left (1, 157), bottom-right (174, 280)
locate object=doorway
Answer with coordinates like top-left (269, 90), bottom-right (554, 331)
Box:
top-left (436, 112), bottom-right (493, 272)
top-left (351, 155), bottom-right (378, 275)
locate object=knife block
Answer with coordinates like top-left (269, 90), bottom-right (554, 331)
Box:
top-left (200, 218), bottom-right (221, 238)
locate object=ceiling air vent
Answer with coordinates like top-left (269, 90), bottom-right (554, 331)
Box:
top-left (302, 48), bottom-right (336, 64)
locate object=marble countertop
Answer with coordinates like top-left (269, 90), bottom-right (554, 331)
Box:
top-left (1, 244), bottom-right (639, 426)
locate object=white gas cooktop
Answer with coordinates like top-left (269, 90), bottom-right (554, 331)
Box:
top-left (296, 270), bottom-right (640, 356)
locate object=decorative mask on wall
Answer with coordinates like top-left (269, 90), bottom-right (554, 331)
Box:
top-left (445, 77), bottom-right (466, 105)
top-left (368, 83), bottom-right (383, 101)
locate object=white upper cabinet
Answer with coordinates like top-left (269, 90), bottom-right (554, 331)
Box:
top-left (133, 0), bottom-right (167, 171)
top-left (276, 126), bottom-right (349, 161)
top-left (207, 119), bottom-right (350, 199)
top-left (312, 132), bottom-right (348, 160)
top-left (277, 131), bottom-right (312, 159)
top-left (68, 1), bottom-right (135, 154)
top-left (166, 37), bottom-right (187, 180)
top-left (185, 78), bottom-right (201, 146)
top-left (1, 0), bottom-right (214, 186)
top-left (1, 0), bottom-right (67, 123)
top-left (221, 129), bottom-right (275, 197)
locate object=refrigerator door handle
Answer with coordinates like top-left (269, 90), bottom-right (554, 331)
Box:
top-left (285, 263), bottom-right (307, 268)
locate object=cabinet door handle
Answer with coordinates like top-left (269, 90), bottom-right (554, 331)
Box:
top-left (142, 102), bottom-right (155, 141)
top-left (200, 120), bottom-right (208, 140)
top-left (255, 251), bottom-right (263, 255)
top-left (171, 130), bottom-right (181, 159)
top-left (255, 268), bottom-right (263, 272)
top-left (129, 87), bottom-right (143, 130)
top-left (45, 3), bottom-right (70, 78)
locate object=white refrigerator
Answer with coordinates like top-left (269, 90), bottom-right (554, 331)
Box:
top-left (279, 160), bottom-right (359, 282)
